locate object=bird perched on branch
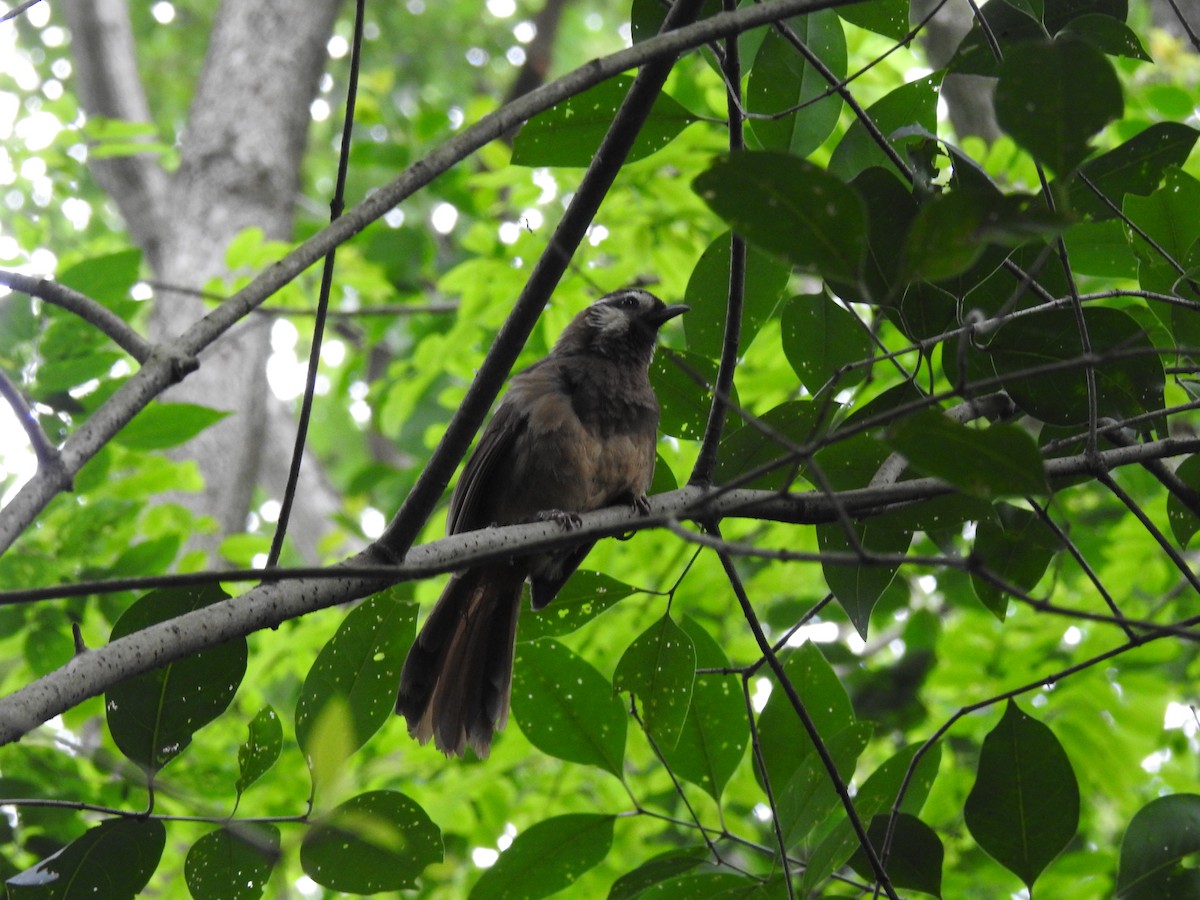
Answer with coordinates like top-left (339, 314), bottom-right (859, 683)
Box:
top-left (396, 288), bottom-right (688, 757)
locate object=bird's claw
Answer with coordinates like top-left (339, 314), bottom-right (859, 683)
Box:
top-left (538, 509), bottom-right (582, 530)
top-left (631, 494), bottom-right (651, 516)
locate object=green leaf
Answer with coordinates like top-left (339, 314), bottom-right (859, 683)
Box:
top-left (885, 409), bottom-right (1048, 498)
top-left (971, 504), bottom-right (1060, 619)
top-left (1116, 794), bottom-right (1200, 899)
top-left (1124, 167), bottom-right (1200, 264)
top-left (470, 814), bottom-right (614, 900)
top-left (800, 741), bottom-right (942, 894)
top-left (301, 791), bottom-right (442, 894)
top-left (106, 584), bottom-right (244, 771)
top-left (658, 617), bottom-right (748, 801)
top-left (613, 613), bottom-right (696, 748)
top-left (1166, 456), bottom-right (1200, 548)
top-left (714, 400), bottom-right (825, 491)
top-left (989, 306), bottom-right (1165, 428)
top-left (781, 294), bottom-right (871, 393)
top-left (951, 0), bottom-right (1127, 75)
top-left (651, 349), bottom-right (738, 441)
top-left (846, 166), bottom-right (919, 304)
top-left (693, 151), bottom-right (868, 283)
top-left (964, 701), bottom-right (1080, 889)
top-left (57, 248), bottom-right (142, 304)
top-left (836, 0), bottom-right (908, 39)
top-left (295, 590), bottom-right (416, 765)
top-left (1062, 220), bottom-right (1139, 278)
top-left (994, 39), bottom-right (1124, 175)
top-left (518, 571), bottom-right (637, 640)
top-left (236, 706), bottom-right (283, 797)
top-left (608, 848), bottom-right (707, 899)
top-left (756, 642), bottom-right (855, 791)
top-left (828, 77), bottom-right (939, 181)
top-left (848, 813), bottom-right (944, 897)
top-left (818, 520), bottom-right (914, 639)
top-left (746, 11), bottom-right (845, 157)
top-left (512, 639), bottom-right (627, 777)
top-left (619, 871), bottom-right (753, 898)
top-left (777, 722), bottom-right (872, 849)
top-left (113, 402), bottom-right (230, 451)
top-left (683, 231), bottom-right (789, 361)
top-left (1056, 13), bottom-right (1150, 60)
top-left (512, 76), bottom-right (696, 167)
top-left (7, 817), bottom-right (165, 899)
top-left (185, 825), bottom-right (280, 900)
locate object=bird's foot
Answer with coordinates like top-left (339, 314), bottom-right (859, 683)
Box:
top-left (538, 509), bottom-right (582, 530)
top-left (631, 493), bottom-right (651, 515)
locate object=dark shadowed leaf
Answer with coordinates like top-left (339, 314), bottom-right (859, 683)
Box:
top-left (747, 11), bottom-right (845, 157)
top-left (614, 612), bottom-right (696, 748)
top-left (107, 584), bottom-right (244, 771)
top-left (301, 791), bottom-right (442, 894)
top-left (1116, 794), bottom-right (1200, 899)
top-left (683, 231), bottom-right (789, 360)
top-left (828, 77), bottom-right (939, 181)
top-left (885, 409), bottom-right (1047, 498)
top-left (113, 402), bottom-right (229, 451)
top-left (994, 40), bottom-right (1124, 175)
top-left (714, 399), bottom-right (826, 491)
top-left (818, 521), bottom-right (914, 639)
top-left (512, 76), bottom-right (696, 167)
top-left (608, 848), bottom-right (707, 899)
top-left (848, 813), bottom-right (944, 897)
top-left (971, 504), bottom-right (1060, 619)
top-left (1069, 123), bottom-right (1199, 220)
top-left (513, 639), bottom-right (627, 776)
top-left (236, 706), bottom-right (282, 798)
top-left (1167, 456), bottom-right (1200, 548)
top-left (781, 294), bottom-right (871, 393)
top-left (659, 617), bottom-right (749, 801)
top-left (185, 825), bottom-right (280, 900)
top-left (965, 701), bottom-right (1080, 889)
top-left (651, 349), bottom-right (739, 441)
top-left (1056, 13), bottom-right (1149, 59)
top-left (837, 0), bottom-right (908, 39)
top-left (693, 151), bottom-right (867, 283)
top-left (519, 571), bottom-right (637, 640)
top-left (1124, 167), bottom-right (1200, 264)
top-left (470, 814), bottom-right (614, 900)
top-left (7, 818), bottom-right (165, 899)
top-left (631, 871), bottom-right (756, 898)
top-left (295, 589), bottom-right (417, 764)
top-left (951, 0), bottom-right (1127, 74)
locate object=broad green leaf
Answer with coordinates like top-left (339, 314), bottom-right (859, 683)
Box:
top-left (1116, 794), bottom-right (1200, 898)
top-left (1166, 456), bottom-right (1200, 548)
top-left (106, 584), bottom-right (244, 771)
top-left (994, 39), bottom-right (1124, 175)
top-left (828, 77), bottom-right (939, 181)
top-left (608, 848), bottom-right (707, 899)
top-left (513, 639), bottom-right (627, 777)
top-left (837, 0), bottom-right (908, 39)
top-left (1124, 167), bottom-right (1200, 264)
top-left (113, 402), bottom-right (230, 451)
top-left (693, 151), bottom-right (868, 283)
top-left (512, 76), bottom-right (696, 167)
top-left (613, 612), bottom-right (696, 748)
top-left (236, 706), bottom-right (283, 797)
top-left (777, 722), bottom-right (872, 849)
top-left (1056, 13), bottom-right (1150, 60)
top-left (885, 409), bottom-right (1048, 498)
top-left (989, 306), bottom-right (1165, 428)
top-left (519, 571), bottom-right (637, 640)
top-left (658, 617), bottom-right (749, 801)
top-left (800, 741), bottom-right (942, 894)
top-left (714, 400), bottom-right (826, 491)
top-left (634, 872), bottom-right (757, 897)
top-left (970, 504), bottom-right (1060, 618)
top-left (185, 825), bottom-right (280, 900)
top-left (1062, 220), bottom-right (1139, 278)
top-left (817, 520), bottom-right (914, 639)
top-left (683, 231), bottom-right (789, 360)
top-left (846, 166), bottom-right (918, 304)
top-left (301, 791), bottom-right (442, 894)
top-left (964, 701), bottom-right (1080, 889)
top-left (57, 248), bottom-right (142, 304)
top-left (7, 817), bottom-right (165, 899)
top-left (951, 0), bottom-right (1127, 75)
top-left (470, 814), bottom-right (614, 900)
top-left (651, 349), bottom-right (739, 441)
top-left (295, 590), bottom-right (416, 764)
top-left (781, 294), bottom-right (871, 393)
top-left (847, 813), bottom-right (944, 897)
top-left (747, 12), bottom-right (845, 157)
top-left (756, 642), bottom-right (855, 791)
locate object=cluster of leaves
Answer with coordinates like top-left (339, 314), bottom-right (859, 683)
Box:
top-left (2, 0), bottom-right (1200, 897)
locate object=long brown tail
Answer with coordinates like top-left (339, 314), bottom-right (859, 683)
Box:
top-left (396, 565), bottom-right (524, 757)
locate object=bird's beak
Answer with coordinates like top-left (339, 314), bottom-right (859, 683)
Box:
top-left (646, 304), bottom-right (690, 327)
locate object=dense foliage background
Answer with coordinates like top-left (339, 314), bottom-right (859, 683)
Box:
top-left (1, 0), bottom-right (1199, 896)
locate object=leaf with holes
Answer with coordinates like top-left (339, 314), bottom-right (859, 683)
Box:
top-left (185, 825), bottom-right (280, 900)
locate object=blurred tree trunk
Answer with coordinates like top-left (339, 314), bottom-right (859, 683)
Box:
top-left (63, 0), bottom-right (346, 563)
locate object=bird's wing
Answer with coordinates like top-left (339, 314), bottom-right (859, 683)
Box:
top-left (446, 395), bottom-right (528, 535)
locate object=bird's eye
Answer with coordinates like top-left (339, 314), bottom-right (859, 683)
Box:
top-left (617, 295), bottom-right (638, 309)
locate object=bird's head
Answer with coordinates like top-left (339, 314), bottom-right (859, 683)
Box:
top-left (555, 289), bottom-right (689, 366)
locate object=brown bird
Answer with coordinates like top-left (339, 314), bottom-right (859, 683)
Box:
top-left (396, 289), bottom-right (688, 757)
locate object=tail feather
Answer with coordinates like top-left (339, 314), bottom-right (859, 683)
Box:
top-left (397, 566), bottom-right (524, 757)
